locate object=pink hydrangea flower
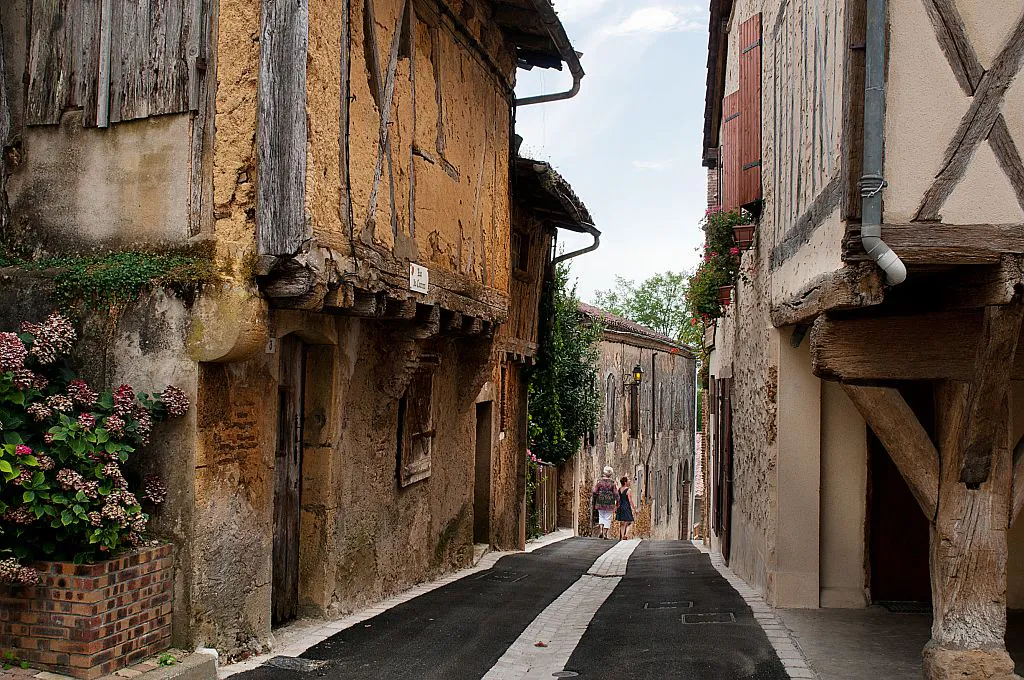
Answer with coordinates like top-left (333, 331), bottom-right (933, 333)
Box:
top-left (15, 444), bottom-right (31, 456)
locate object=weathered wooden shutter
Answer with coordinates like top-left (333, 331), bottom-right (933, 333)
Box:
top-left (737, 13), bottom-right (763, 207)
top-left (720, 92), bottom-right (741, 211)
top-left (26, 0), bottom-right (206, 127)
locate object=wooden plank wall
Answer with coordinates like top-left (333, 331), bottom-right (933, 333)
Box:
top-left (506, 220), bottom-right (551, 351)
top-left (737, 13), bottom-right (762, 208)
top-left (720, 92), bottom-right (741, 212)
top-left (256, 0), bottom-right (310, 256)
top-left (25, 0), bottom-right (203, 127)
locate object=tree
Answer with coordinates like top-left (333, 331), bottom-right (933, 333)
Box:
top-left (527, 262), bottom-right (602, 466)
top-left (593, 271), bottom-right (702, 348)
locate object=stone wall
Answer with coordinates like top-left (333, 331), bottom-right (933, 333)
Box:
top-left (578, 335), bottom-right (695, 540)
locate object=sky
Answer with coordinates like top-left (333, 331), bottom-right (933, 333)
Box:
top-left (514, 1), bottom-right (710, 302)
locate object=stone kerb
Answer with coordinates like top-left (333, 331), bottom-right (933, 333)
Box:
top-left (0, 544), bottom-right (173, 679)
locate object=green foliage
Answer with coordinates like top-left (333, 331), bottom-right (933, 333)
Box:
top-left (686, 208), bottom-right (751, 323)
top-left (158, 653), bottom-right (178, 667)
top-left (0, 314), bottom-right (188, 580)
top-left (527, 262), bottom-right (602, 466)
top-left (524, 459), bottom-right (541, 540)
top-left (0, 251), bottom-right (217, 311)
top-left (593, 271), bottom-right (701, 348)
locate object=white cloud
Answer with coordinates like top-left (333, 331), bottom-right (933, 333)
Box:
top-left (602, 6), bottom-right (706, 36)
top-left (632, 158), bottom-right (677, 170)
top-left (552, 0), bottom-right (614, 22)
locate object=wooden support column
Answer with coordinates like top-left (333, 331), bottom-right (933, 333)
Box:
top-left (925, 382), bottom-right (1017, 680)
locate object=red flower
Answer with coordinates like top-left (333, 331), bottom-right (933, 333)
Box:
top-left (730, 247), bottom-right (740, 255)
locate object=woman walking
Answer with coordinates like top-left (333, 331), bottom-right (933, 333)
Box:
top-left (615, 476), bottom-right (635, 540)
top-left (592, 467), bottom-right (617, 539)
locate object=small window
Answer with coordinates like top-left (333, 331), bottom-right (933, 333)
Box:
top-left (397, 367), bottom-right (435, 487)
top-left (605, 374), bottom-right (617, 439)
top-left (511, 231), bottom-right (530, 274)
top-left (629, 383), bottom-right (640, 439)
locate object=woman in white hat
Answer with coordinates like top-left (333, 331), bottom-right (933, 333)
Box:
top-left (591, 466), bottom-right (618, 539)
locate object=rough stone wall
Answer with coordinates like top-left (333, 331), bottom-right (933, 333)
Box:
top-left (487, 357), bottom-right (527, 551)
top-left (578, 336), bottom-right (695, 540)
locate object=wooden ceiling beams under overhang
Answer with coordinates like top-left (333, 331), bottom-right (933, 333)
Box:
top-left (491, 0), bottom-right (575, 73)
top-left (702, 0), bottom-right (735, 167)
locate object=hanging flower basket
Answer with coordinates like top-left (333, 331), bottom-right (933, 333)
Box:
top-left (718, 285), bottom-right (734, 306)
top-left (732, 223), bottom-right (756, 250)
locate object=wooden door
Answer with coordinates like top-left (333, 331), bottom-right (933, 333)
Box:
top-left (474, 401), bottom-right (493, 544)
top-left (868, 384), bottom-right (932, 604)
top-left (721, 378), bottom-right (734, 563)
top-left (273, 336), bottom-right (305, 625)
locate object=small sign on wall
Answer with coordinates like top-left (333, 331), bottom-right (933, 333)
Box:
top-left (410, 263), bottom-right (429, 294)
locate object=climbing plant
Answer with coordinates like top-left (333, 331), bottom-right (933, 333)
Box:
top-left (527, 262), bottom-right (601, 466)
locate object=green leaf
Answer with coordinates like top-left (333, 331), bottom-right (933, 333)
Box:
top-left (21, 455), bottom-right (38, 467)
top-left (23, 490), bottom-right (34, 502)
top-left (9, 391), bottom-right (24, 405)
top-left (0, 459), bottom-right (12, 474)
top-left (3, 431), bottom-right (22, 445)
top-left (60, 510), bottom-right (73, 526)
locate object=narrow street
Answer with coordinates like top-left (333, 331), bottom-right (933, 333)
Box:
top-left (231, 539), bottom-right (788, 680)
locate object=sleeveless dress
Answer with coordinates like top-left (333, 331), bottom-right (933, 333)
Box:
top-left (615, 488), bottom-right (634, 522)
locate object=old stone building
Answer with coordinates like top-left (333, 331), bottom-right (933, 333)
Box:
top-left (569, 304), bottom-right (695, 540)
top-left (701, 0), bottom-right (1024, 676)
top-left (0, 0), bottom-right (590, 661)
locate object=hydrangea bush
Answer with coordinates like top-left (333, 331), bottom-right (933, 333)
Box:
top-left (0, 313), bottom-right (189, 585)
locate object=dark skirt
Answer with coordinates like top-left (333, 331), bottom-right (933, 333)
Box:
top-left (616, 500), bottom-right (634, 523)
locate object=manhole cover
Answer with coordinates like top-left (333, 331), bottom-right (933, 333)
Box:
top-left (682, 612), bottom-right (736, 624)
top-left (553, 673), bottom-right (579, 678)
top-left (644, 601), bottom-right (693, 610)
top-left (878, 601), bottom-right (931, 614)
top-left (266, 657), bottom-right (330, 672)
top-left (474, 570), bottom-right (529, 583)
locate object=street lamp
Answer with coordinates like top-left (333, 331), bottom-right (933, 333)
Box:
top-left (625, 363), bottom-right (644, 386)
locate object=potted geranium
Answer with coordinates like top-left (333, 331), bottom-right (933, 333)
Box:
top-left (0, 313), bottom-right (189, 678)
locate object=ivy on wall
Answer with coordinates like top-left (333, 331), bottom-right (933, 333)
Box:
top-left (527, 262), bottom-right (601, 466)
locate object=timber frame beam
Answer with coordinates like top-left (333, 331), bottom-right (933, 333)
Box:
top-left (843, 385), bottom-right (938, 518)
top-left (770, 264), bottom-right (884, 327)
top-left (844, 223), bottom-right (1024, 265)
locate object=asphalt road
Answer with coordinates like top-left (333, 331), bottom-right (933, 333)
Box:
top-left (232, 538), bottom-right (787, 680)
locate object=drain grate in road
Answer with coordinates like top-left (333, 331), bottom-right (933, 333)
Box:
top-left (474, 570), bottom-right (529, 583)
top-left (878, 600), bottom-right (931, 614)
top-left (681, 612), bottom-right (736, 624)
top-left (644, 601), bottom-right (693, 610)
top-left (266, 657), bottom-right (330, 672)
top-left (553, 673), bottom-right (579, 678)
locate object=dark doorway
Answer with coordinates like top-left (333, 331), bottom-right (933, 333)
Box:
top-left (273, 336), bottom-right (306, 625)
top-left (474, 402), bottom-right (493, 545)
top-left (868, 385), bottom-right (932, 605)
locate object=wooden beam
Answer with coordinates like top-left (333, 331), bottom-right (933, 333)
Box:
top-left (844, 223), bottom-right (1024, 265)
top-left (1012, 434), bottom-right (1024, 525)
top-left (257, 0), bottom-right (309, 256)
top-left (879, 256), bottom-right (1024, 313)
top-left (770, 264), bottom-right (884, 327)
top-left (843, 385), bottom-right (939, 518)
top-left (915, 15), bottom-right (1024, 221)
top-left (959, 301), bottom-right (1024, 485)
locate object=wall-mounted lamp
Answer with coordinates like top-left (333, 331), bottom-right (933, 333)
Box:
top-left (624, 363), bottom-right (644, 386)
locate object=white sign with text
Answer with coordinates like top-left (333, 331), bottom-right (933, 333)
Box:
top-left (410, 263), bottom-right (429, 294)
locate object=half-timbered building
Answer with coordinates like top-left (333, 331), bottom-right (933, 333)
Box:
top-left (702, 0), bottom-right (1024, 676)
top-left (0, 0), bottom-right (589, 659)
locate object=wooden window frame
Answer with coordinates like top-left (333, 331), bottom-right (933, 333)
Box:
top-left (397, 364), bottom-right (437, 487)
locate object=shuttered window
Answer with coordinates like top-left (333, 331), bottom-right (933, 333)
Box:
top-left (26, 0), bottom-right (207, 128)
top-left (737, 13), bottom-right (763, 207)
top-left (719, 13), bottom-right (763, 211)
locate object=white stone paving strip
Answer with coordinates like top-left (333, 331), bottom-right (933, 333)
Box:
top-left (217, 529), bottom-right (574, 678)
top-left (694, 541), bottom-right (819, 680)
top-left (481, 539), bottom-right (641, 680)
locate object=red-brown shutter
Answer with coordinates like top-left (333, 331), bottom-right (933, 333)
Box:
top-left (737, 13), bottom-right (763, 207)
top-left (720, 92), bottom-right (741, 212)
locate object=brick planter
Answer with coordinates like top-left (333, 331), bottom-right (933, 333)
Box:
top-left (0, 544), bottom-right (173, 679)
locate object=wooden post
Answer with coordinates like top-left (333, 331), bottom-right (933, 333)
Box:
top-left (925, 382), bottom-right (1018, 680)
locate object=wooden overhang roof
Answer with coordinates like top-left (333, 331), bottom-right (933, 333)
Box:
top-left (702, 0), bottom-right (734, 168)
top-left (492, 0), bottom-right (584, 74)
top-left (513, 156), bottom-right (594, 233)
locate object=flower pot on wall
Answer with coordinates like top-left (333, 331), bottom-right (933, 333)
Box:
top-left (732, 223), bottom-right (756, 250)
top-left (0, 545), bottom-right (173, 679)
top-left (718, 285), bottom-right (734, 306)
